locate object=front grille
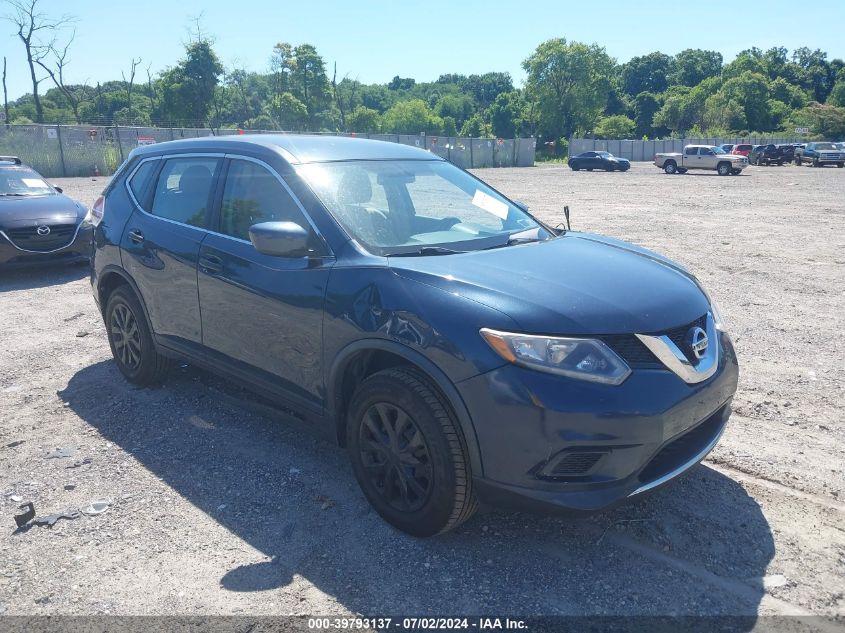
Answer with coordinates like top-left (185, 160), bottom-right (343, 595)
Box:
top-left (597, 334), bottom-right (659, 366)
top-left (820, 153), bottom-right (844, 161)
top-left (598, 314), bottom-right (707, 368)
top-left (4, 223), bottom-right (77, 252)
top-left (637, 408), bottom-right (725, 485)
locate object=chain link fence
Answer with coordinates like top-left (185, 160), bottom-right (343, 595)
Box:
top-left (0, 125), bottom-right (536, 177)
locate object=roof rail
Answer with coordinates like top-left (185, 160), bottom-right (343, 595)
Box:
top-left (0, 156), bottom-right (23, 165)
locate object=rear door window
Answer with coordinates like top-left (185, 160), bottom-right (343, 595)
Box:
top-left (685, 147), bottom-right (698, 155)
top-left (150, 157), bottom-right (220, 228)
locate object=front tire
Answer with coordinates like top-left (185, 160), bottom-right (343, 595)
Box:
top-left (346, 368), bottom-right (477, 536)
top-left (717, 162), bottom-right (732, 176)
top-left (731, 169), bottom-right (741, 175)
top-left (105, 286), bottom-right (171, 385)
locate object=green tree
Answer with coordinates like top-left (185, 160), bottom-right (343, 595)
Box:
top-left (620, 52), bottom-right (673, 96)
top-left (433, 94), bottom-right (474, 128)
top-left (718, 71), bottom-right (771, 130)
top-left (346, 105), bottom-right (381, 133)
top-left (459, 112), bottom-right (492, 137)
top-left (488, 91), bottom-right (527, 138)
top-left (266, 92), bottom-right (307, 130)
top-left (291, 44), bottom-right (330, 128)
top-left (593, 114), bottom-right (635, 138)
top-left (827, 80), bottom-right (845, 107)
top-left (158, 39), bottom-right (223, 125)
top-left (381, 99), bottom-right (443, 134)
top-left (632, 91), bottom-right (662, 137)
top-left (522, 38), bottom-right (615, 140)
top-left (789, 102), bottom-right (845, 138)
top-left (670, 49), bottom-right (723, 87)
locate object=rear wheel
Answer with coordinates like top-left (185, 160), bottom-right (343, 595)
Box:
top-left (105, 287), bottom-right (171, 385)
top-left (663, 161), bottom-right (677, 174)
top-left (717, 162), bottom-right (732, 176)
top-left (346, 368), bottom-right (477, 536)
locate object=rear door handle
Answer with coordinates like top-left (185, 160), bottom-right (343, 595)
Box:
top-left (199, 254), bottom-right (223, 274)
top-left (127, 229), bottom-right (144, 244)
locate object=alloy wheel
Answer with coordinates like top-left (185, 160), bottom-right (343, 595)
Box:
top-left (110, 303), bottom-right (142, 370)
top-left (358, 402), bottom-right (434, 512)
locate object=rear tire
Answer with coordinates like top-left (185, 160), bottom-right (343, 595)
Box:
top-left (346, 368), bottom-right (477, 536)
top-left (663, 161), bottom-right (677, 174)
top-left (105, 286), bottom-right (171, 385)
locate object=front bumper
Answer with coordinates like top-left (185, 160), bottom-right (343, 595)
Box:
top-left (0, 223), bottom-right (93, 268)
top-left (458, 331), bottom-right (739, 513)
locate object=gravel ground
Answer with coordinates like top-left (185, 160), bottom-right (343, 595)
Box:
top-left (0, 162), bottom-right (843, 621)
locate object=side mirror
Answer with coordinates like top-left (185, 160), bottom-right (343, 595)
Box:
top-left (53, 185), bottom-right (63, 193)
top-left (248, 221), bottom-right (311, 257)
top-left (514, 200), bottom-right (529, 212)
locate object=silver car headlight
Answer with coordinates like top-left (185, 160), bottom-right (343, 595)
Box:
top-left (480, 328), bottom-right (631, 385)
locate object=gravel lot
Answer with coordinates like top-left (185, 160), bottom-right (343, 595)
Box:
top-left (0, 162), bottom-right (843, 622)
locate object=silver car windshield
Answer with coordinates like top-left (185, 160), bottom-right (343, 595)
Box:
top-left (296, 159), bottom-right (549, 255)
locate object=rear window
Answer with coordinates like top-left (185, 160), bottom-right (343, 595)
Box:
top-left (737, 145), bottom-right (752, 151)
top-left (149, 157), bottom-right (220, 228)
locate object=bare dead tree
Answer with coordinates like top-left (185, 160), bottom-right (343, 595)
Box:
top-left (4, 0), bottom-right (74, 123)
top-left (146, 62), bottom-right (157, 113)
top-left (34, 29), bottom-right (85, 123)
top-left (2, 56), bottom-right (10, 126)
top-left (122, 57), bottom-right (141, 124)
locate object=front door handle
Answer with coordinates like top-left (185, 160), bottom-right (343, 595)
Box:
top-left (199, 254), bottom-right (223, 274)
top-left (127, 229), bottom-right (144, 244)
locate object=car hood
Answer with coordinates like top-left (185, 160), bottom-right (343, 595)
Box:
top-left (0, 194), bottom-right (84, 229)
top-left (388, 232), bottom-right (710, 335)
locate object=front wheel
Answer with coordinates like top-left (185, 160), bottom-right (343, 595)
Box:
top-left (717, 162), bottom-right (732, 176)
top-left (731, 169), bottom-right (741, 175)
top-left (677, 168), bottom-right (688, 174)
top-left (813, 158), bottom-right (819, 167)
top-left (105, 286), bottom-right (171, 385)
top-left (346, 368), bottom-right (477, 536)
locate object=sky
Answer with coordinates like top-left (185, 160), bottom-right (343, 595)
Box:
top-left (2, 0), bottom-right (845, 101)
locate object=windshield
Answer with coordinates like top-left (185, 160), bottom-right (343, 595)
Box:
top-left (296, 159), bottom-right (550, 255)
top-left (712, 146), bottom-right (727, 154)
top-left (814, 143), bottom-right (836, 150)
top-left (0, 167), bottom-right (55, 197)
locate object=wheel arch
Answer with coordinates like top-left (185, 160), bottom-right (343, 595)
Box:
top-left (97, 266), bottom-right (153, 331)
top-left (328, 339), bottom-right (483, 476)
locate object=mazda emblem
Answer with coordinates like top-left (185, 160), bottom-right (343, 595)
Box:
top-left (36, 225), bottom-right (51, 236)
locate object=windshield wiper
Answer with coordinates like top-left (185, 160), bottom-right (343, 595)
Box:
top-left (388, 246), bottom-right (467, 257)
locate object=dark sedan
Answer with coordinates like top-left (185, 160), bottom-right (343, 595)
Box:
top-left (568, 151), bottom-right (630, 171)
top-left (0, 156), bottom-right (92, 268)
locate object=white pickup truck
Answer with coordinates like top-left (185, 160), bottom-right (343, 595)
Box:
top-left (654, 145), bottom-right (749, 175)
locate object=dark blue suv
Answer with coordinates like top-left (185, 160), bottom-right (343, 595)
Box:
top-left (91, 135), bottom-right (738, 536)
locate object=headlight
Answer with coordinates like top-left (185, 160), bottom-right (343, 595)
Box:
top-left (709, 298), bottom-right (728, 332)
top-left (479, 328), bottom-right (631, 385)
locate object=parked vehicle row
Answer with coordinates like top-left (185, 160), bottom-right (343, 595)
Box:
top-left (748, 144), bottom-right (795, 166)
